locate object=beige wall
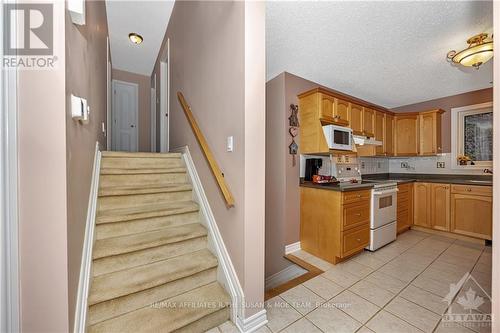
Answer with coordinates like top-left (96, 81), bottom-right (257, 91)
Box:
top-left (151, 0), bottom-right (265, 319)
top-left (392, 88), bottom-right (493, 152)
top-left (18, 2), bottom-right (69, 332)
top-left (112, 69), bottom-right (151, 152)
top-left (65, 1), bottom-right (109, 329)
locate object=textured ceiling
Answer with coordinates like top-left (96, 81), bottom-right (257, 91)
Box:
top-left (266, 1), bottom-right (493, 108)
top-left (106, 1), bottom-right (174, 76)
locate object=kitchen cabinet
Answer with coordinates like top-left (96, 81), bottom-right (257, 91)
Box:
top-left (394, 114), bottom-right (419, 156)
top-left (397, 183), bottom-right (413, 234)
top-left (300, 187), bottom-right (370, 264)
top-left (385, 114), bottom-right (394, 156)
top-left (374, 111), bottom-right (385, 155)
top-left (430, 183), bottom-right (450, 231)
top-left (334, 98), bottom-right (350, 125)
top-left (363, 108), bottom-right (375, 137)
top-left (451, 185), bottom-right (492, 240)
top-left (349, 103), bottom-right (364, 135)
top-left (419, 110), bottom-right (444, 155)
top-left (413, 183), bottom-right (431, 227)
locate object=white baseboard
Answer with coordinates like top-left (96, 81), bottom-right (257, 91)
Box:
top-left (236, 309), bottom-right (268, 333)
top-left (265, 264), bottom-right (307, 291)
top-left (74, 142), bottom-right (101, 333)
top-left (172, 146), bottom-right (263, 332)
top-left (285, 241), bottom-right (301, 254)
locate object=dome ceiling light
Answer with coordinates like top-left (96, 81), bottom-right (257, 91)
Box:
top-left (447, 33), bottom-right (493, 69)
top-left (128, 33), bottom-right (143, 45)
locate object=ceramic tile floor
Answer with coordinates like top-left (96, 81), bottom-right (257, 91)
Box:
top-left (207, 230), bottom-right (492, 333)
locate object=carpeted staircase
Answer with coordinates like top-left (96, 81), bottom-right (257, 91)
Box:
top-left (87, 151), bottom-right (230, 332)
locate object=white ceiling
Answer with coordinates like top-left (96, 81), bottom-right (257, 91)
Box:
top-left (266, 1), bottom-right (493, 108)
top-left (106, 0), bottom-right (174, 76)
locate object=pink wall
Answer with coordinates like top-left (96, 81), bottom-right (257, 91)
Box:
top-left (151, 0), bottom-right (265, 319)
top-left (392, 88), bottom-right (493, 152)
top-left (65, 1), bottom-right (109, 329)
top-left (112, 69), bottom-right (152, 152)
top-left (18, 2), bottom-right (69, 331)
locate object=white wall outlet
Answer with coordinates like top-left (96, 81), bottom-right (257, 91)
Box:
top-left (437, 162), bottom-right (445, 168)
top-left (401, 162), bottom-right (409, 168)
top-left (226, 136), bottom-right (233, 152)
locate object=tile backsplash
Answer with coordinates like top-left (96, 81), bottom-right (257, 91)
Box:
top-left (361, 153), bottom-right (490, 175)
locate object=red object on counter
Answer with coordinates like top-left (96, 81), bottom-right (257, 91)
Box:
top-left (312, 175), bottom-right (337, 184)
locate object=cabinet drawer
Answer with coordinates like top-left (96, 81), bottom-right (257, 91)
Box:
top-left (343, 190), bottom-right (371, 205)
top-left (343, 203), bottom-right (370, 230)
top-left (451, 185), bottom-right (492, 197)
top-left (342, 225), bottom-right (370, 257)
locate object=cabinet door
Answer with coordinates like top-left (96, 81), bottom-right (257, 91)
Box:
top-left (385, 114), bottom-right (394, 156)
top-left (363, 108), bottom-right (375, 137)
top-left (419, 113), bottom-right (437, 155)
top-left (349, 104), bottom-right (364, 135)
top-left (374, 111), bottom-right (385, 155)
top-left (319, 94), bottom-right (335, 121)
top-left (414, 183), bottom-right (431, 227)
top-left (334, 98), bottom-right (350, 125)
top-left (394, 115), bottom-right (419, 155)
top-left (431, 183), bottom-right (450, 231)
top-left (451, 193), bottom-right (492, 240)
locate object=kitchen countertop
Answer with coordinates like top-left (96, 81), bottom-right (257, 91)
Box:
top-left (299, 173), bottom-right (492, 192)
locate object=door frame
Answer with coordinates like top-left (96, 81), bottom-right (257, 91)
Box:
top-left (111, 79), bottom-right (139, 152)
top-left (159, 38), bottom-right (170, 153)
top-left (106, 37), bottom-right (112, 150)
top-left (0, 0), bottom-right (20, 330)
top-left (151, 73), bottom-right (157, 152)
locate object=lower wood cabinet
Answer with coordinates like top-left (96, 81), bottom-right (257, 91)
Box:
top-left (413, 183), bottom-right (431, 227)
top-left (451, 185), bottom-right (492, 240)
top-left (300, 187), bottom-right (370, 264)
top-left (430, 183), bottom-right (450, 231)
top-left (397, 183), bottom-right (413, 233)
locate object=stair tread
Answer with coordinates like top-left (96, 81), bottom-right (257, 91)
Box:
top-left (100, 167), bottom-right (186, 175)
top-left (97, 201), bottom-right (199, 224)
top-left (93, 223), bottom-right (207, 259)
top-left (89, 249), bottom-right (218, 305)
top-left (88, 282), bottom-right (229, 333)
top-left (99, 183), bottom-right (192, 196)
top-left (101, 151), bottom-right (182, 158)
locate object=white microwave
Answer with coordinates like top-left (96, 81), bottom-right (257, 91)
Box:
top-left (323, 125), bottom-right (353, 151)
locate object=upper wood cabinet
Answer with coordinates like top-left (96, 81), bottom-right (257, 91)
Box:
top-left (451, 185), bottom-right (492, 240)
top-left (414, 183), bottom-right (431, 228)
top-left (394, 114), bottom-right (419, 156)
top-left (334, 98), bottom-right (350, 125)
top-left (349, 104), bottom-right (364, 135)
top-left (385, 114), bottom-right (394, 156)
top-left (430, 183), bottom-right (450, 231)
top-left (363, 108), bottom-right (375, 137)
top-left (419, 109), bottom-right (444, 155)
top-left (374, 111), bottom-right (385, 155)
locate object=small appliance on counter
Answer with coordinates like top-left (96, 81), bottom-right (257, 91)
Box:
top-left (304, 158), bottom-right (323, 181)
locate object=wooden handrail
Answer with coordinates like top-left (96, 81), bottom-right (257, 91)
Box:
top-left (177, 92), bottom-right (235, 208)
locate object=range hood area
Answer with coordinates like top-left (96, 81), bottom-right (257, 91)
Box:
top-left (353, 134), bottom-right (382, 146)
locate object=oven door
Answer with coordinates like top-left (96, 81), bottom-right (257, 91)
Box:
top-left (371, 188), bottom-right (398, 229)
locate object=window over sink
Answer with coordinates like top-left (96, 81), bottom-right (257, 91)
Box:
top-left (451, 102), bottom-right (493, 169)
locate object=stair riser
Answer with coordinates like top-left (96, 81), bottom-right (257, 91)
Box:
top-left (101, 157), bottom-right (184, 169)
top-left (93, 237), bottom-right (208, 276)
top-left (96, 205), bottom-right (199, 224)
top-left (88, 268), bottom-right (217, 326)
top-left (100, 173), bottom-right (188, 187)
top-left (95, 212), bottom-right (200, 239)
top-left (98, 191), bottom-right (193, 211)
top-left (174, 308), bottom-right (230, 333)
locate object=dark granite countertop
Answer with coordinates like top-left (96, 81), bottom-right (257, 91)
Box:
top-left (362, 173), bottom-right (493, 186)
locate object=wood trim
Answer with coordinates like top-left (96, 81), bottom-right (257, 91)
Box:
top-left (177, 92), bottom-right (235, 207)
top-left (264, 254), bottom-right (324, 300)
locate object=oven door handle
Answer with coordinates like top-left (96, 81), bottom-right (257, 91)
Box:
top-left (373, 188), bottom-right (399, 196)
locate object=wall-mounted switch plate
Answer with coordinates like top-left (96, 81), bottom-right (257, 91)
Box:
top-left (226, 136), bottom-right (233, 152)
top-left (377, 162), bottom-right (382, 169)
top-left (361, 161), bottom-right (365, 169)
top-left (437, 162), bottom-right (445, 168)
top-left (401, 162), bottom-right (409, 168)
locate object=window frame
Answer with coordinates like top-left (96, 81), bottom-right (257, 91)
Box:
top-left (451, 102), bottom-right (493, 169)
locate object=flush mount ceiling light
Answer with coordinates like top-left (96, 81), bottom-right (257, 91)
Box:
top-left (447, 33), bottom-right (493, 69)
top-left (128, 33), bottom-right (143, 45)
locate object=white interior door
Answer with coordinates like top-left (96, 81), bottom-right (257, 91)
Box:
top-left (159, 38), bottom-right (170, 153)
top-left (151, 87), bottom-right (156, 152)
top-left (112, 80), bottom-right (139, 152)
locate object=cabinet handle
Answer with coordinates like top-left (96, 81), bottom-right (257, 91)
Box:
top-left (356, 238), bottom-right (361, 242)
top-left (357, 194), bottom-right (362, 198)
top-left (355, 213), bottom-right (361, 217)
top-left (467, 188), bottom-right (472, 192)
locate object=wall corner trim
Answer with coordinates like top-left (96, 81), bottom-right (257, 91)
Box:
top-left (285, 242), bottom-right (301, 255)
top-left (236, 309), bottom-right (268, 333)
top-left (73, 142), bottom-right (101, 333)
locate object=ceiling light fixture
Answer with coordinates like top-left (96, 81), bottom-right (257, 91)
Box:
top-left (447, 33), bottom-right (493, 69)
top-left (128, 33), bottom-right (143, 45)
